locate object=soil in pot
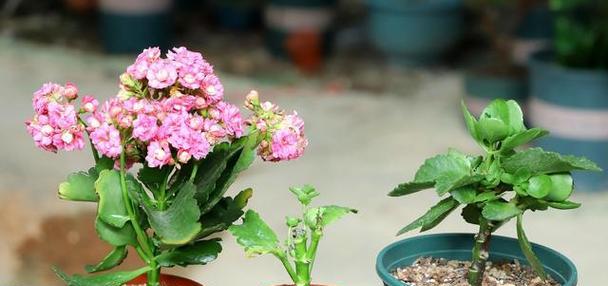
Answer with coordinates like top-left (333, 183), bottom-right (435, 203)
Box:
top-left (393, 257), bottom-right (559, 286)
top-left (126, 274), bottom-right (202, 286)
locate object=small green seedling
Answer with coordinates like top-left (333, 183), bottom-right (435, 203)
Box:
top-left (230, 185), bottom-right (357, 286)
top-left (390, 99), bottom-right (601, 286)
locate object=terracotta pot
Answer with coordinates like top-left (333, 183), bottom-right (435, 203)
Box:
top-left (126, 274), bottom-right (202, 286)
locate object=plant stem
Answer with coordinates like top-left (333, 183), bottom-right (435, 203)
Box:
top-left (189, 163), bottom-right (199, 183)
top-left (306, 229), bottom-right (322, 276)
top-left (119, 149), bottom-right (158, 286)
top-left (77, 116), bottom-right (100, 163)
top-left (275, 251), bottom-right (298, 283)
top-left (467, 217), bottom-right (494, 286)
top-left (156, 170), bottom-right (171, 210)
top-left (293, 234), bottom-right (311, 286)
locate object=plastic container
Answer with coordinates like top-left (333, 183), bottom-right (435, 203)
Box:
top-left (376, 233), bottom-right (577, 286)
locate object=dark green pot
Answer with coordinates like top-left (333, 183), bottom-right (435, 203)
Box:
top-left (376, 233), bottom-right (577, 286)
top-left (464, 72), bottom-right (528, 117)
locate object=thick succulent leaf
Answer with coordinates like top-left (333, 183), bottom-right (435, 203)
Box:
top-left (480, 99), bottom-right (526, 134)
top-left (304, 205), bottom-right (357, 230)
top-left (96, 170), bottom-right (130, 228)
top-left (397, 197), bottom-right (459, 235)
top-left (229, 210), bottom-right (280, 257)
top-left (414, 151), bottom-right (478, 195)
top-left (53, 266), bottom-right (150, 286)
top-left (500, 128), bottom-right (549, 152)
top-left (85, 246), bottom-right (128, 273)
top-left (144, 182), bottom-right (201, 245)
top-left (482, 200), bottom-right (522, 221)
top-left (519, 196), bottom-right (549, 211)
top-left (389, 181), bottom-right (435, 197)
top-left (289, 185), bottom-right (320, 206)
top-left (474, 191), bottom-right (497, 202)
top-left (461, 204), bottom-right (481, 225)
top-left (545, 174), bottom-right (574, 202)
top-left (197, 189), bottom-right (252, 238)
top-left (502, 148), bottom-right (601, 175)
top-left (95, 218), bottom-right (137, 246)
top-left (420, 201), bottom-right (459, 232)
top-left (477, 117), bottom-right (510, 143)
top-left (547, 200), bottom-right (581, 210)
top-left (58, 169), bottom-right (98, 202)
top-left (516, 214), bottom-right (547, 280)
top-left (527, 175), bottom-right (552, 199)
top-left (137, 165), bottom-right (172, 193)
top-left (461, 100), bottom-right (479, 141)
top-left (450, 187), bottom-right (477, 204)
top-left (157, 239), bottom-right (222, 267)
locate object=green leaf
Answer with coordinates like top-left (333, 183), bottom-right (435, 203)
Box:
top-left (197, 189), bottom-right (252, 238)
top-left (461, 100), bottom-right (479, 141)
top-left (516, 214), bottom-right (547, 280)
top-left (58, 169), bottom-right (98, 202)
top-left (85, 246), bottom-right (128, 273)
top-left (157, 239), bottom-right (222, 267)
top-left (289, 185), bottom-right (320, 206)
top-left (144, 182), bottom-right (201, 245)
top-left (53, 266), bottom-right (150, 286)
top-left (502, 148), bottom-right (602, 175)
top-left (461, 204), bottom-right (481, 225)
top-left (95, 218), bottom-right (137, 246)
top-left (482, 200), bottom-right (522, 221)
top-left (420, 201), bottom-right (459, 232)
top-left (547, 200), bottom-right (581, 210)
top-left (389, 181), bottom-right (435, 197)
top-left (477, 117), bottom-right (510, 143)
top-left (229, 210), bottom-right (280, 257)
top-left (304, 205), bottom-right (357, 230)
top-left (545, 174), bottom-right (574, 202)
top-left (95, 156), bottom-right (115, 173)
top-left (137, 165), bottom-right (172, 193)
top-left (95, 170), bottom-right (131, 228)
top-left (481, 99), bottom-right (526, 134)
top-left (450, 186), bottom-right (477, 204)
top-left (414, 151), bottom-right (479, 195)
top-left (527, 175), bottom-right (552, 199)
top-left (500, 128), bottom-right (549, 152)
top-left (397, 197), bottom-right (459, 235)
top-left (474, 191), bottom-right (497, 202)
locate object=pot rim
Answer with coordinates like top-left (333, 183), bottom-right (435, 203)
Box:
top-left (529, 50), bottom-right (608, 82)
top-left (375, 232), bottom-right (577, 286)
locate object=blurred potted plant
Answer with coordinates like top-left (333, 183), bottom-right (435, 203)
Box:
top-left (376, 99), bottom-right (601, 286)
top-left (264, 0), bottom-right (336, 71)
top-left (464, 0), bottom-right (544, 116)
top-left (367, 0), bottom-right (465, 66)
top-left (24, 47), bottom-right (309, 286)
top-left (529, 0), bottom-right (608, 192)
top-left (230, 185), bottom-right (356, 286)
top-left (98, 0), bottom-right (172, 53)
top-left (212, 0), bottom-right (261, 30)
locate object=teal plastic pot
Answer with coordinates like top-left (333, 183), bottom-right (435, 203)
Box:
top-left (529, 50), bottom-right (608, 192)
top-left (464, 72), bottom-right (528, 117)
top-left (376, 233), bottom-right (577, 286)
top-left (367, 0), bottom-right (464, 66)
top-left (99, 0), bottom-right (173, 54)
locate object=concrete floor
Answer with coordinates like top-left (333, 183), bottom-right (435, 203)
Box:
top-left (1, 38), bottom-right (607, 286)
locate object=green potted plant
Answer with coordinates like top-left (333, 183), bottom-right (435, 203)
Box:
top-left (529, 0), bottom-right (608, 192)
top-left (376, 99), bottom-right (601, 286)
top-left (366, 0), bottom-right (465, 66)
top-left (230, 185), bottom-right (356, 286)
top-left (24, 47), bottom-right (308, 286)
top-left (464, 0), bottom-right (544, 116)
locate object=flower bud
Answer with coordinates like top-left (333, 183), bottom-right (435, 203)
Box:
top-left (63, 82), bottom-right (79, 101)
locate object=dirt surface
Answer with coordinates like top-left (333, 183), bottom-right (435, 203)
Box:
top-left (393, 257), bottom-right (560, 286)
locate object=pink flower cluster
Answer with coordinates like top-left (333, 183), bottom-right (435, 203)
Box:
top-left (25, 82), bottom-right (87, 152)
top-left (245, 91), bottom-right (308, 162)
top-left (26, 47), bottom-right (307, 169)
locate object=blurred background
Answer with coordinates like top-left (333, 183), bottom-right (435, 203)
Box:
top-left (0, 0), bottom-right (607, 285)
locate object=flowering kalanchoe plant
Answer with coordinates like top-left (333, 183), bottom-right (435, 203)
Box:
top-left (390, 99), bottom-right (601, 286)
top-left (25, 47), bottom-right (308, 286)
top-left (229, 185), bottom-right (356, 286)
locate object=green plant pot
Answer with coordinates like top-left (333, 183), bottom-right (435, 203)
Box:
top-left (529, 50), bottom-right (608, 192)
top-left (376, 233), bottom-right (577, 286)
top-left (464, 72), bottom-right (528, 117)
top-left (366, 0), bottom-right (464, 66)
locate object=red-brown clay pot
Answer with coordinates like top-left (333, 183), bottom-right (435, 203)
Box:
top-left (126, 274), bottom-right (202, 286)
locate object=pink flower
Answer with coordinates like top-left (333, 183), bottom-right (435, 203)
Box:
top-left (146, 140), bottom-right (173, 168)
top-left (81, 96), bottom-right (99, 113)
top-left (26, 115), bottom-right (57, 152)
top-left (263, 127), bottom-right (308, 161)
top-left (90, 122), bottom-right (122, 158)
top-left (146, 59), bottom-right (178, 89)
top-left (63, 82), bottom-right (79, 101)
top-left (216, 102), bottom-right (244, 137)
top-left (178, 65), bottom-right (206, 89)
top-left (132, 114), bottom-right (159, 141)
top-left (47, 102), bottom-right (77, 129)
top-left (32, 82), bottom-right (62, 113)
top-left (201, 74), bottom-right (223, 103)
top-left (127, 47), bottom-right (161, 79)
top-left (53, 126), bottom-right (85, 151)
